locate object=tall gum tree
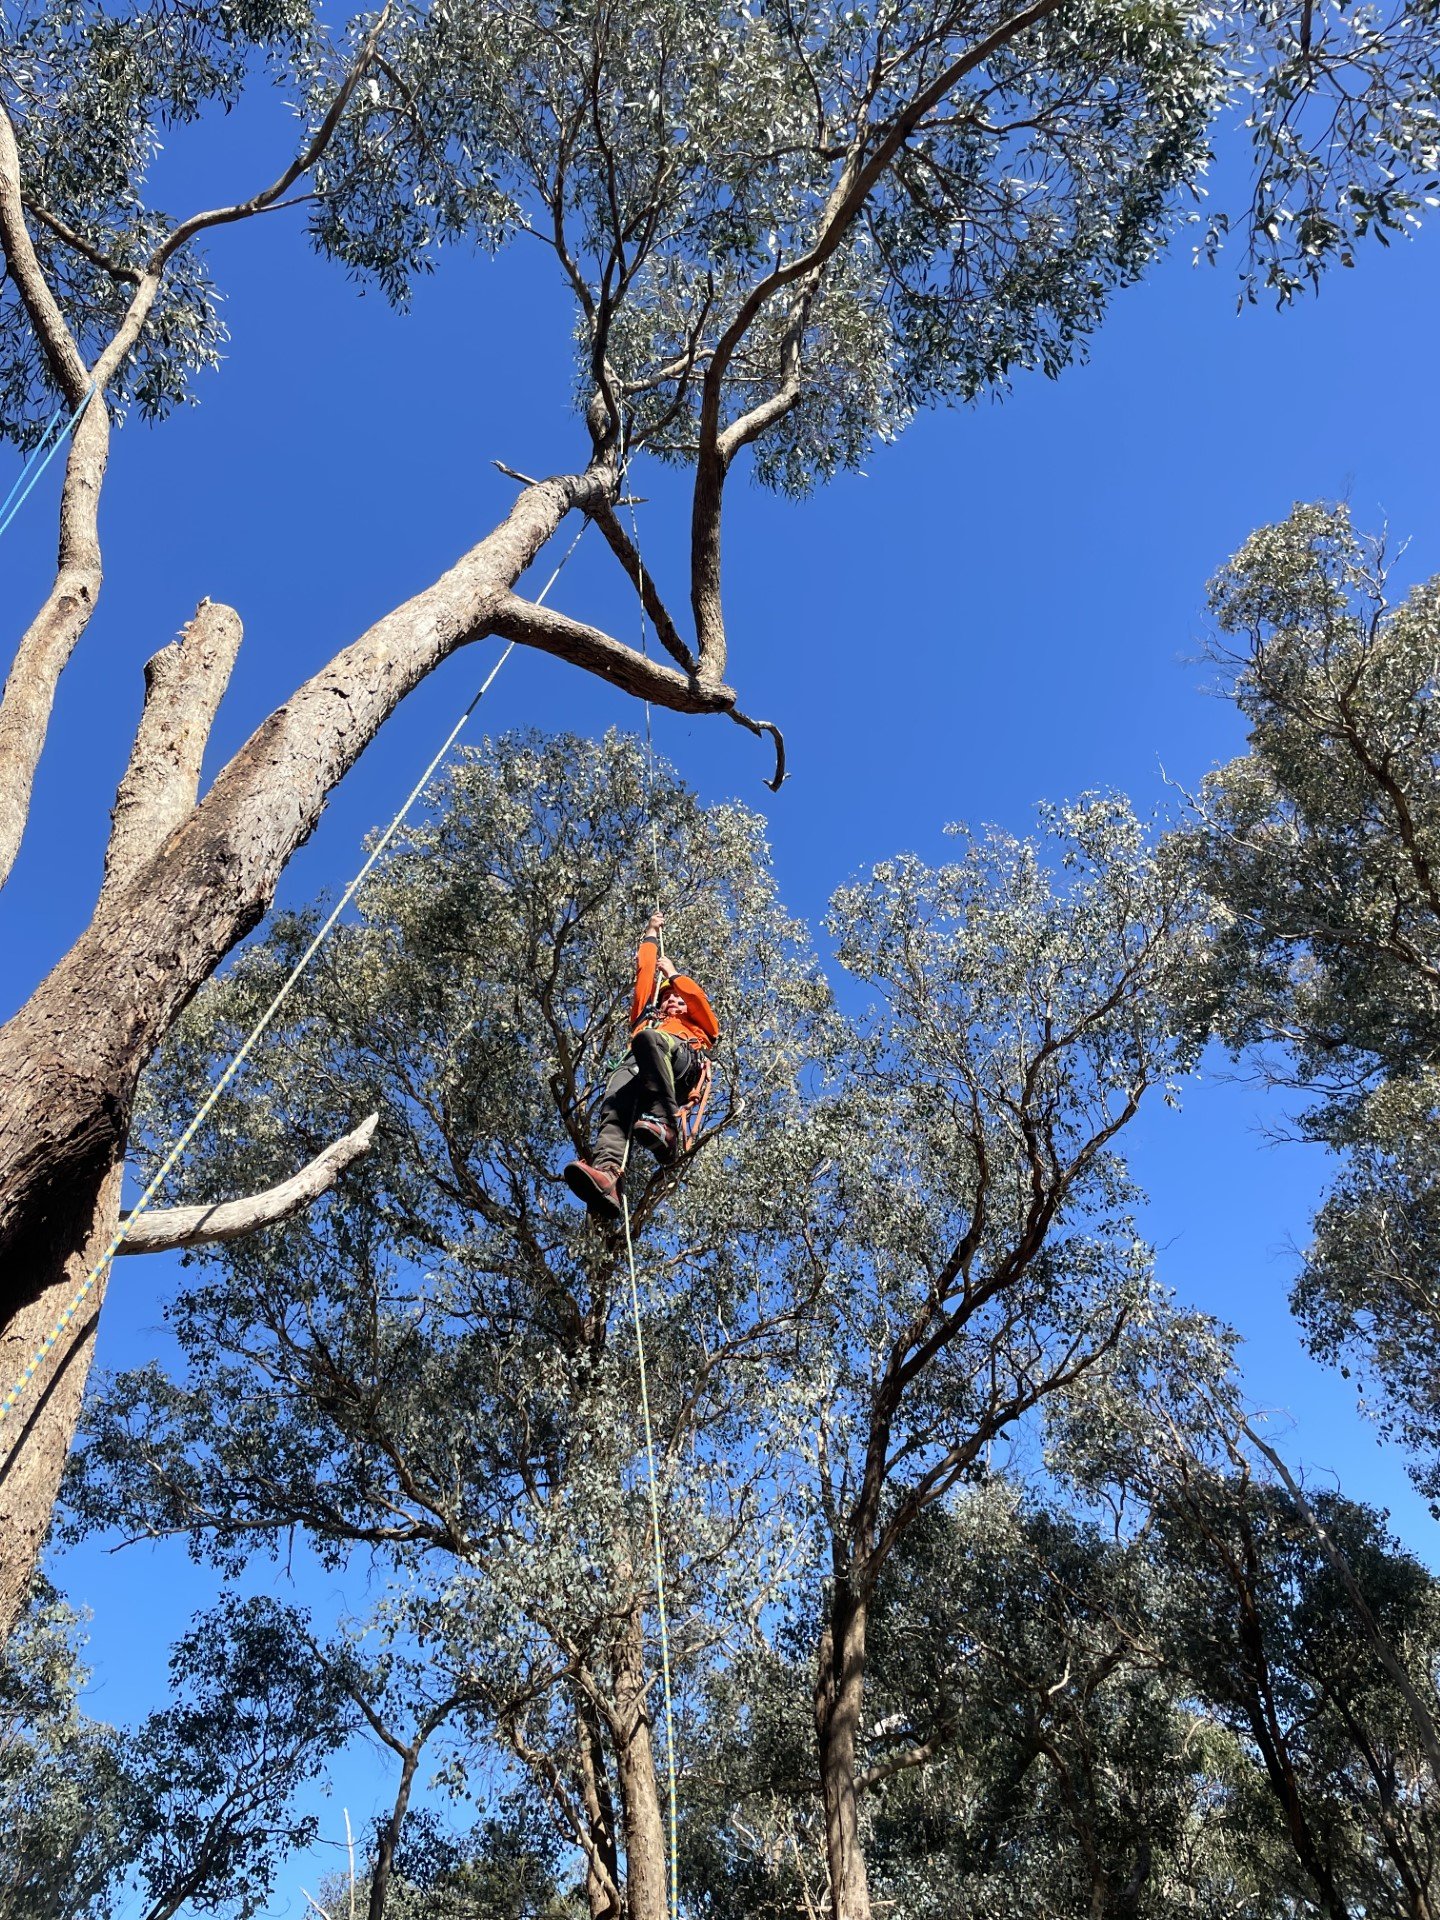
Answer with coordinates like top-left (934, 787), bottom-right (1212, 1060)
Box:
top-left (787, 796), bottom-right (1213, 1918)
top-left (66, 732), bottom-right (842, 1920)
top-left (0, 0), bottom-right (1435, 1628)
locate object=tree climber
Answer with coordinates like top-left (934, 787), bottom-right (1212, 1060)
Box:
top-left (563, 910), bottom-right (719, 1218)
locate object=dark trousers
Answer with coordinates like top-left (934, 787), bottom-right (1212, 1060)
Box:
top-left (594, 1028), bottom-right (698, 1168)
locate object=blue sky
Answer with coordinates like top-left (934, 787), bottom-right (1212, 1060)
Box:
top-left (4, 71), bottom-right (1440, 1912)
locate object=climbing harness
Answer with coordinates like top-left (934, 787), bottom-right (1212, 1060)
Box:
top-left (677, 1054), bottom-right (713, 1149)
top-left (0, 383), bottom-right (97, 543)
top-left (0, 517), bottom-right (590, 1444)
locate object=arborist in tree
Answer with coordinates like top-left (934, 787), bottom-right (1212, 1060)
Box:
top-left (563, 910), bottom-right (719, 1219)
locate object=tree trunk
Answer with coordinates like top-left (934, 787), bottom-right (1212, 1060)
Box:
top-left (814, 1583), bottom-right (873, 1920)
top-left (367, 1743), bottom-right (421, 1920)
top-left (0, 1155), bottom-right (119, 1641)
top-left (610, 1600), bottom-right (670, 1920)
top-left (575, 1691), bottom-right (623, 1920)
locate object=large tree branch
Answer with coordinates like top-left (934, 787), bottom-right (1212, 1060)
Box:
top-left (149, 7), bottom-right (393, 278)
top-left (0, 104), bottom-right (91, 402)
top-left (0, 396), bottom-right (108, 892)
top-left (0, 103), bottom-right (110, 893)
top-left (490, 591), bottom-right (733, 711)
top-left (117, 1115), bottom-right (378, 1255)
top-left (20, 199), bottom-right (142, 285)
top-left (100, 601), bottom-right (244, 906)
top-left (0, 465), bottom-right (612, 1313)
top-left (688, 0), bottom-right (1065, 684)
top-left (0, 22), bottom-right (388, 896)
top-left (588, 502), bottom-right (696, 673)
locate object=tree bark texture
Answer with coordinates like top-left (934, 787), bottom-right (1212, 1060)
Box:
top-left (611, 1601), bottom-right (670, 1920)
top-left (367, 1743), bottom-right (422, 1920)
top-left (0, 471), bottom-right (602, 1318)
top-left (100, 601), bottom-right (244, 906)
top-left (0, 1154), bottom-right (119, 1642)
top-left (814, 1585), bottom-right (873, 1920)
top-left (575, 1692), bottom-right (623, 1920)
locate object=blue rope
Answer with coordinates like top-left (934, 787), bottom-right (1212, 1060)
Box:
top-left (0, 384), bottom-right (96, 543)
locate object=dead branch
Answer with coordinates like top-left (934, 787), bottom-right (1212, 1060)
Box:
top-left (100, 601), bottom-right (244, 905)
top-left (117, 1114), bottom-right (378, 1254)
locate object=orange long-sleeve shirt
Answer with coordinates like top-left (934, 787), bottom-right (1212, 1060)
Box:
top-left (629, 939), bottom-right (719, 1049)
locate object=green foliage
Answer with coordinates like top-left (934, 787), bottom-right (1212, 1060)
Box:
top-left (1220, 0), bottom-right (1440, 301)
top-left (0, 0), bottom-right (312, 439)
top-left (0, 1580), bottom-right (354, 1920)
top-left (857, 1494), bottom-right (1277, 1919)
top-left (8, 0), bottom-right (1436, 469)
top-left (315, 1804), bottom-right (580, 1919)
top-left (0, 1577), bottom-right (129, 1920)
top-left (1153, 1471), bottom-right (1440, 1915)
top-left (310, 0), bottom-right (1227, 486)
top-left (1195, 502), bottom-right (1440, 1503)
top-left (68, 729), bottom-right (835, 1904)
top-left (56, 725), bottom-right (1440, 1914)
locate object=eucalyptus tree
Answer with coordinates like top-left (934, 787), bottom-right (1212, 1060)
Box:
top-left (2, 0), bottom-right (1437, 1639)
top-left (679, 1482), bottom-right (1299, 1920)
top-left (1056, 1352), bottom-right (1440, 1919)
top-left (784, 795), bottom-right (1210, 1919)
top-left (68, 731), bottom-right (836, 1920)
top-left (1193, 504), bottom-right (1440, 1506)
top-left (1155, 1467), bottom-right (1440, 1917)
top-left (844, 1492), bottom-right (1289, 1920)
top-left (0, 1581), bottom-right (357, 1920)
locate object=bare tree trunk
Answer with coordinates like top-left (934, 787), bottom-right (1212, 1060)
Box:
top-left (367, 1744), bottom-right (421, 1920)
top-left (611, 1600), bottom-right (670, 1920)
top-left (814, 1583), bottom-right (873, 1920)
top-left (575, 1692), bottom-right (623, 1920)
top-left (0, 1155), bottom-right (120, 1640)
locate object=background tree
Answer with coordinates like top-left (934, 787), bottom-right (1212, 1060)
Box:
top-left (67, 741), bottom-right (1246, 1920)
top-left (0, 1582), bottom-right (356, 1920)
top-left (0, 1576), bottom-right (128, 1920)
top-left (791, 794), bottom-right (1209, 1919)
top-left (3, 0), bottom-right (1438, 1636)
top-left (67, 731), bottom-right (835, 1920)
top-left (1056, 1346), bottom-right (1440, 1919)
top-left (1193, 503), bottom-right (1440, 1506)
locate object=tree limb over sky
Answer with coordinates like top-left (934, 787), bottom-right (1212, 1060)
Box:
top-left (0, 0), bottom-right (1436, 1638)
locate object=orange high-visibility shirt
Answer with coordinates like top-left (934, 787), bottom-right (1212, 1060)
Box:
top-left (629, 940), bottom-right (719, 1048)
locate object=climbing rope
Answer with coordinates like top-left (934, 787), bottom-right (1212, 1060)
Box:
top-left (0, 517), bottom-right (590, 1441)
top-left (619, 469), bottom-right (681, 1920)
top-left (0, 384), bottom-right (97, 543)
top-left (620, 1172), bottom-right (682, 1920)
top-left (626, 487), bottom-right (664, 909)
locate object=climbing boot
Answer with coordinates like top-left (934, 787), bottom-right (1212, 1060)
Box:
top-left (631, 1111), bottom-right (679, 1163)
top-left (563, 1159), bottom-right (623, 1219)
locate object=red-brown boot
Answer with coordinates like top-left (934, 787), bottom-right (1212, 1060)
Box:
top-left (563, 1159), bottom-right (623, 1219)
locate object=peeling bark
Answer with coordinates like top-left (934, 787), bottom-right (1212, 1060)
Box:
top-left (117, 1114), bottom-right (378, 1255)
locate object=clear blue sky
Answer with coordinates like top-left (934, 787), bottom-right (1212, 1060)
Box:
top-left (4, 78), bottom-right (1439, 1911)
